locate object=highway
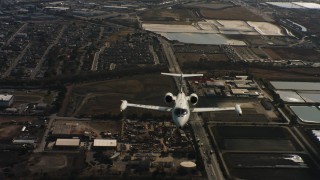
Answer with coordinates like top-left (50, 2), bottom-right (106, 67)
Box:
top-left (160, 37), bottom-right (224, 180)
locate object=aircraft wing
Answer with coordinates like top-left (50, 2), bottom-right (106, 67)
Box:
top-left (191, 107), bottom-right (235, 112)
top-left (191, 104), bottom-right (242, 115)
top-left (120, 100), bottom-right (172, 112)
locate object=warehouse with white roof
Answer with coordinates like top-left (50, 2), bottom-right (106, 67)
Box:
top-left (0, 94), bottom-right (14, 107)
top-left (93, 139), bottom-right (117, 150)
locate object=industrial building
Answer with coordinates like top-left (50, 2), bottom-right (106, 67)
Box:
top-left (206, 81), bottom-right (225, 88)
top-left (0, 94), bottom-right (14, 107)
top-left (93, 139), bottom-right (117, 150)
top-left (55, 138), bottom-right (80, 149)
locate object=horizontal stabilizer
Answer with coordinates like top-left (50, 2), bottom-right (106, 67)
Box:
top-left (161, 72), bottom-right (203, 78)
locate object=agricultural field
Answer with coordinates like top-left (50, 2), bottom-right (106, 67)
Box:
top-left (209, 125), bottom-right (319, 179)
top-left (262, 48), bottom-right (320, 62)
top-left (223, 153), bottom-right (319, 180)
top-left (65, 74), bottom-right (176, 117)
top-left (139, 8), bottom-right (194, 23)
top-left (248, 68), bottom-right (320, 81)
top-left (184, 2), bottom-right (234, 10)
top-left (199, 6), bottom-right (266, 21)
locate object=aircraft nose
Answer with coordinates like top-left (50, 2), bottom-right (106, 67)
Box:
top-left (176, 117), bottom-right (186, 128)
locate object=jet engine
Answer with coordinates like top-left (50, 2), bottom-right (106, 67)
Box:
top-left (235, 104), bottom-right (242, 116)
top-left (164, 92), bottom-right (175, 103)
top-left (189, 93), bottom-right (198, 105)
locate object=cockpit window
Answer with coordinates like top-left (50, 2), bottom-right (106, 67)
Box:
top-left (174, 108), bottom-right (188, 116)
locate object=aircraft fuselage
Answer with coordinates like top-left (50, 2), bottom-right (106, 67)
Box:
top-left (172, 92), bottom-right (190, 128)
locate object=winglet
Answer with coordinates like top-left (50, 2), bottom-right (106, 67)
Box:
top-left (235, 104), bottom-right (242, 116)
top-left (120, 100), bottom-right (128, 112)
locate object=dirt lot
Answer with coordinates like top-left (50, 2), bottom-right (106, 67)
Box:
top-left (66, 74), bottom-right (176, 117)
top-left (27, 153), bottom-right (85, 178)
top-left (28, 154), bottom-right (68, 173)
top-left (52, 120), bottom-right (121, 138)
top-left (0, 125), bottom-right (22, 142)
top-left (199, 6), bottom-right (265, 21)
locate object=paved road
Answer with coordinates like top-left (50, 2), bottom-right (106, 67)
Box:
top-left (30, 25), bottom-right (66, 79)
top-left (91, 42), bottom-right (110, 71)
top-left (5, 23), bottom-right (27, 46)
top-left (160, 37), bottom-right (224, 179)
top-left (2, 43), bottom-right (31, 78)
top-left (191, 115), bottom-right (225, 180)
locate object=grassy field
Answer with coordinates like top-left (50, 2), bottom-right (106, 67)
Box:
top-left (68, 74), bottom-right (177, 116)
top-left (200, 6), bottom-right (265, 21)
top-left (9, 90), bottom-right (55, 106)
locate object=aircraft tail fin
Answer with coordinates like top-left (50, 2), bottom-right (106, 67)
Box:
top-left (161, 72), bottom-right (203, 93)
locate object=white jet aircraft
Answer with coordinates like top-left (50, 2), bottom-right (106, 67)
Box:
top-left (120, 73), bottom-right (242, 128)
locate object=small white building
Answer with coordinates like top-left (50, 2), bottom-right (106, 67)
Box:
top-left (0, 94), bottom-right (14, 107)
top-left (12, 139), bottom-right (36, 144)
top-left (231, 89), bottom-right (250, 97)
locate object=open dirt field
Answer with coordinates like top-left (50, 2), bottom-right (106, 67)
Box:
top-left (52, 120), bottom-right (121, 138)
top-left (217, 20), bottom-right (255, 32)
top-left (140, 9), bottom-right (193, 22)
top-left (189, 2), bottom-right (234, 10)
top-left (234, 47), bottom-right (260, 60)
top-left (28, 154), bottom-right (68, 173)
top-left (263, 48), bottom-right (320, 62)
top-left (27, 153), bottom-right (85, 178)
top-left (249, 68), bottom-right (320, 81)
top-left (262, 48), bottom-right (283, 60)
top-left (200, 6), bottom-right (265, 21)
top-left (0, 89), bottom-right (54, 106)
top-left (0, 125), bottom-right (22, 142)
top-left (176, 53), bottom-right (229, 65)
top-left (68, 74), bottom-right (176, 116)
